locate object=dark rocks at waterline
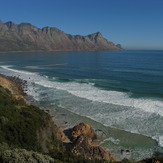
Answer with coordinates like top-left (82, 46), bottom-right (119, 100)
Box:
top-left (8, 75), bottom-right (28, 96)
top-left (0, 74), bottom-right (27, 96)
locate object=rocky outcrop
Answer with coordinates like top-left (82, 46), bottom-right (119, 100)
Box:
top-left (71, 122), bottom-right (96, 142)
top-left (71, 135), bottom-right (115, 162)
top-left (0, 20), bottom-right (122, 52)
top-left (66, 123), bottom-right (115, 162)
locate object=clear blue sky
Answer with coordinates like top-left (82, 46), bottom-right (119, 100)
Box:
top-left (0, 0), bottom-right (163, 50)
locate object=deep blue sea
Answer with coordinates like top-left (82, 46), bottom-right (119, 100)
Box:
top-left (0, 50), bottom-right (163, 161)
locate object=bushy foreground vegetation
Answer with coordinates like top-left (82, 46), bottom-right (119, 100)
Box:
top-left (0, 144), bottom-right (61, 163)
top-left (0, 85), bottom-right (103, 162)
top-left (0, 85), bottom-right (52, 151)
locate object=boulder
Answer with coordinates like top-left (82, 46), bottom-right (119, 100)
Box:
top-left (71, 122), bottom-right (96, 142)
top-left (71, 135), bottom-right (115, 162)
top-left (69, 123), bottom-right (115, 162)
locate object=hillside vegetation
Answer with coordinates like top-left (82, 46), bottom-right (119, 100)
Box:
top-left (0, 85), bottom-right (104, 162)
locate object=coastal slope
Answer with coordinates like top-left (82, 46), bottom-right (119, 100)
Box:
top-left (0, 21), bottom-right (122, 52)
top-left (0, 75), bottom-right (163, 162)
top-left (0, 75), bottom-right (115, 162)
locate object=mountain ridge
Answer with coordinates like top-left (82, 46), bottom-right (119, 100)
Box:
top-left (0, 20), bottom-right (122, 52)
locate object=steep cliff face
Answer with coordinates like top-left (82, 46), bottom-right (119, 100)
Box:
top-left (0, 21), bottom-right (122, 52)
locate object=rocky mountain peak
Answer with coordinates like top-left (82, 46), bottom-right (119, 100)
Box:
top-left (0, 20), bottom-right (8, 32)
top-left (18, 23), bottom-right (37, 29)
top-left (5, 21), bottom-right (16, 28)
top-left (42, 26), bottom-right (64, 35)
top-left (87, 32), bottom-right (103, 41)
top-left (19, 22), bottom-right (32, 27)
top-left (95, 31), bottom-right (102, 37)
top-left (5, 21), bottom-right (18, 32)
top-left (0, 20), bottom-right (123, 52)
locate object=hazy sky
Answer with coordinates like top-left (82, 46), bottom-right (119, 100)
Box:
top-left (0, 0), bottom-right (163, 50)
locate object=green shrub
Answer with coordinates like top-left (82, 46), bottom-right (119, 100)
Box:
top-left (0, 148), bottom-right (61, 163)
top-left (0, 85), bottom-right (53, 151)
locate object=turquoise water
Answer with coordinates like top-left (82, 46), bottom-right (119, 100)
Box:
top-left (0, 50), bottom-right (163, 160)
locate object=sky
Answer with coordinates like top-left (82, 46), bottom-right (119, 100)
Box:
top-left (0, 0), bottom-right (163, 50)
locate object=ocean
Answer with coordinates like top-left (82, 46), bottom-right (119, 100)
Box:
top-left (0, 50), bottom-right (163, 161)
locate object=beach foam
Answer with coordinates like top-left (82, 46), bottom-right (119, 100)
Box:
top-left (1, 66), bottom-right (37, 75)
top-left (35, 78), bottom-right (163, 117)
top-left (158, 136), bottom-right (163, 147)
top-left (1, 65), bottom-right (163, 116)
top-left (100, 137), bottom-right (120, 145)
top-left (153, 135), bottom-right (163, 148)
top-left (1, 65), bottom-right (163, 148)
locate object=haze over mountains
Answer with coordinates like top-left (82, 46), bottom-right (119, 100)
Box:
top-left (0, 21), bottom-right (122, 52)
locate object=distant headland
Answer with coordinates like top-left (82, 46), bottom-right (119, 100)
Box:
top-left (0, 20), bottom-right (122, 52)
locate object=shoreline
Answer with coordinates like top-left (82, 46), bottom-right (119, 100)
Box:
top-left (0, 73), bottom-right (116, 162)
top-left (0, 49), bottom-right (123, 54)
top-left (1, 73), bottom-right (163, 162)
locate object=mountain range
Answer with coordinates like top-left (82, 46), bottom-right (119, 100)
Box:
top-left (0, 21), bottom-right (122, 52)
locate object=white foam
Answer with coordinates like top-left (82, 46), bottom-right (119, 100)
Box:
top-left (1, 65), bottom-right (37, 75)
top-left (153, 135), bottom-right (163, 147)
top-left (158, 136), bottom-right (163, 147)
top-left (2, 65), bottom-right (163, 117)
top-left (33, 79), bottom-right (163, 116)
top-left (100, 137), bottom-right (120, 145)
